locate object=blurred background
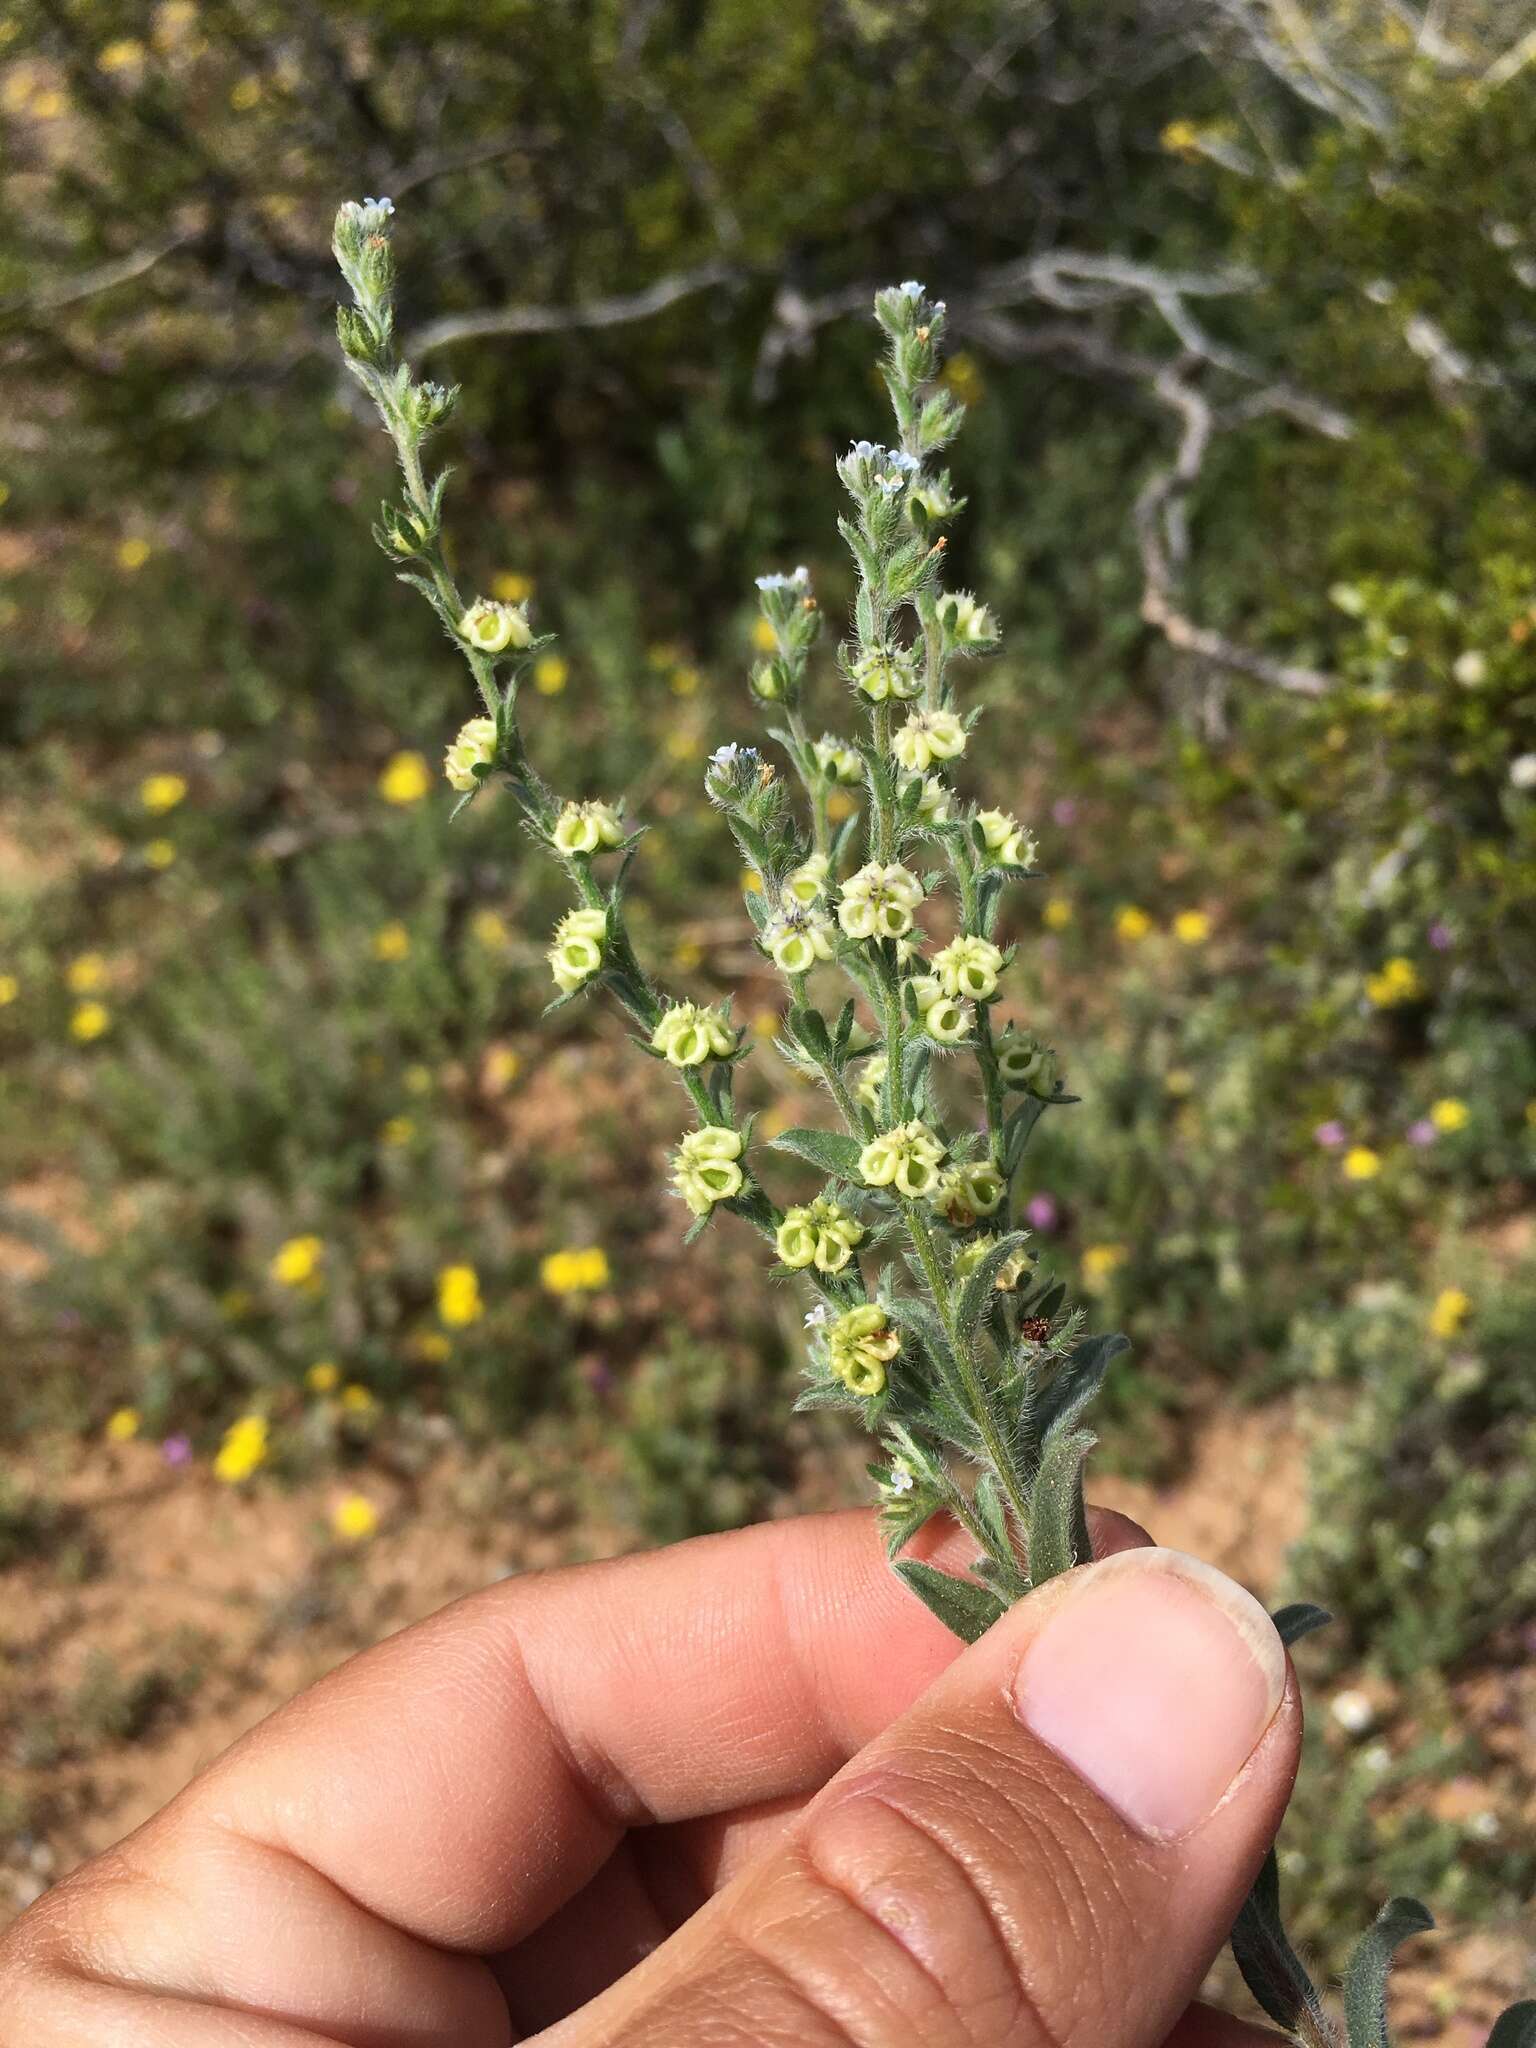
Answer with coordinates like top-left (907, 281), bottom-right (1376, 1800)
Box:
top-left (1, 0), bottom-right (1533, 2025)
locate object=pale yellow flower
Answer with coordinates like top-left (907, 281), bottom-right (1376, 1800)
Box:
top-left (751, 616), bottom-right (777, 653)
top-left (144, 839), bottom-right (177, 869)
top-left (1081, 1242), bottom-right (1128, 1289)
top-left (1342, 1147), bottom-right (1381, 1182)
top-left (378, 751), bottom-right (431, 805)
top-left (270, 1234), bottom-right (324, 1287)
top-left (1043, 896), bottom-right (1073, 931)
top-left (533, 655), bottom-right (568, 696)
top-left (491, 571), bottom-right (533, 603)
top-left (0, 975), bottom-right (18, 1006)
top-left (70, 1001), bottom-right (111, 1043)
top-left (372, 921), bottom-right (410, 962)
top-left (379, 1116), bottom-right (415, 1147)
top-left (97, 37), bottom-right (146, 70)
top-left (105, 1406), bottom-right (140, 1442)
top-left (1173, 910), bottom-right (1211, 946)
top-left (1430, 1098), bottom-right (1468, 1133)
top-left (140, 773), bottom-right (187, 814)
top-left (229, 74), bottom-right (262, 110)
top-left (540, 1247), bottom-right (610, 1295)
top-left (305, 1361), bottom-right (340, 1394)
top-left (340, 1383), bottom-right (375, 1414)
top-left (116, 537), bottom-right (151, 572)
top-left (214, 1414), bottom-right (269, 1484)
top-left (1428, 1287), bottom-right (1471, 1340)
top-left (66, 952), bottom-right (107, 994)
top-left (437, 1263), bottom-right (484, 1326)
top-left (331, 1493), bottom-right (378, 1543)
top-left (1366, 957), bottom-right (1422, 1009)
top-left (1115, 906), bottom-right (1152, 942)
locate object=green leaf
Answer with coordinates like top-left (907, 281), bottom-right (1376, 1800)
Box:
top-left (1229, 1850), bottom-right (1331, 2039)
top-left (955, 1231), bottom-right (1032, 1342)
top-left (1272, 1602), bottom-right (1333, 1648)
top-left (885, 1294), bottom-right (956, 1374)
top-left (1488, 2004), bottom-right (1536, 2048)
top-left (1035, 1333), bottom-right (1129, 1440)
top-left (893, 1561), bottom-right (1008, 1644)
top-left (881, 1495), bottom-right (941, 1559)
top-left (972, 1470), bottom-right (1011, 1557)
top-left (789, 1005), bottom-right (834, 1063)
top-left (1342, 1898), bottom-right (1434, 2048)
top-left (1027, 1424), bottom-right (1095, 1587)
top-left (768, 1126), bottom-right (864, 1178)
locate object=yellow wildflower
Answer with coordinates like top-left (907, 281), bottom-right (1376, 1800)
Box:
top-left (97, 37), bottom-right (146, 70)
top-left (491, 571), bottom-right (533, 603)
top-left (372, 921), bottom-right (410, 962)
top-left (340, 1383), bottom-right (374, 1414)
top-left (672, 937), bottom-right (704, 970)
top-left (404, 1063), bottom-right (433, 1095)
top-left (670, 665), bottom-right (702, 697)
top-left (1160, 118), bottom-right (1202, 155)
top-left (140, 773), bottom-right (187, 814)
top-left (1430, 1098), bottom-right (1469, 1133)
top-left (229, 74), bottom-right (262, 109)
top-left (305, 1360), bottom-right (340, 1394)
top-left (752, 1007), bottom-right (780, 1039)
top-left (0, 975), bottom-right (18, 1006)
top-left (1173, 910), bottom-right (1211, 946)
top-left (740, 868), bottom-right (762, 893)
top-left (70, 1001), bottom-right (111, 1042)
top-left (144, 838), bottom-right (177, 869)
top-left (331, 1493), bottom-right (378, 1543)
top-left (1115, 906), bottom-right (1152, 942)
top-left (941, 351), bottom-right (984, 406)
top-left (471, 909), bottom-right (510, 949)
top-left (437, 1263), bottom-right (484, 1327)
top-left (665, 730), bottom-right (701, 761)
top-left (1342, 1147), bottom-right (1381, 1182)
top-left (533, 655), bottom-right (568, 696)
top-left (105, 1406), bottom-right (140, 1443)
top-left (1081, 1243), bottom-right (1128, 1289)
top-left (378, 751), bottom-right (430, 805)
top-left (1043, 896), bottom-right (1073, 931)
top-left (1428, 1288), bottom-right (1472, 1341)
top-left (66, 952), bottom-right (107, 994)
top-left (409, 1330), bottom-right (453, 1364)
top-left (213, 1414), bottom-right (269, 1484)
top-left (116, 537), bottom-right (151, 572)
top-left (1366, 957), bottom-right (1422, 1009)
top-left (826, 790), bottom-right (856, 822)
top-left (482, 1044), bottom-right (520, 1093)
top-left (379, 1116), bottom-right (415, 1147)
top-left (270, 1234), bottom-right (324, 1287)
top-left (751, 616), bottom-right (777, 652)
top-left (1165, 1069), bottom-right (1195, 1097)
top-left (1525, 1099), bottom-right (1536, 1129)
top-left (540, 1246), bottom-right (610, 1295)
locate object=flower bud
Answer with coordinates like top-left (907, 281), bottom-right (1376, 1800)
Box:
top-left (852, 644), bottom-right (921, 703)
top-left (547, 907), bottom-right (607, 994)
top-left (892, 708), bottom-right (966, 775)
top-left (443, 716), bottom-right (499, 792)
top-left (459, 599), bottom-right (532, 655)
top-left (975, 807), bottom-right (1036, 869)
top-left (859, 1119), bottom-right (946, 1199)
top-left (825, 1301), bottom-right (901, 1397)
top-left (552, 800), bottom-right (625, 855)
top-left (776, 1196), bottom-right (864, 1275)
top-left (932, 933), bottom-right (1004, 1003)
top-left (837, 861), bottom-right (925, 943)
top-left (936, 589), bottom-right (1000, 649)
top-left (671, 1125), bottom-right (745, 1217)
top-left (651, 1001), bottom-right (737, 1067)
top-left (705, 742), bottom-right (765, 808)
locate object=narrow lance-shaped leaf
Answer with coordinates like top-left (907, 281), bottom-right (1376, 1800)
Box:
top-left (1027, 1425), bottom-right (1095, 1588)
top-left (1272, 1603), bottom-right (1333, 1649)
top-left (1228, 1849), bottom-right (1333, 2041)
top-left (768, 1126), bottom-right (865, 1178)
top-left (1341, 1898), bottom-right (1434, 2048)
top-left (893, 1561), bottom-right (1008, 1645)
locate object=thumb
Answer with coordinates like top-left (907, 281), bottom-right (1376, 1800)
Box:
top-left (558, 1546), bottom-right (1300, 2048)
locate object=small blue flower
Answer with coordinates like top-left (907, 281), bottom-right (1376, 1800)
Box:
top-left (362, 196), bottom-right (395, 216)
top-left (899, 280), bottom-right (925, 300)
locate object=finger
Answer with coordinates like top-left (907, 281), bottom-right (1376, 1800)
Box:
top-left (0, 1503), bottom-right (1146, 2045)
top-left (1166, 2009), bottom-right (1287, 2048)
top-left (493, 1507), bottom-right (1153, 2030)
top-left (548, 1547), bottom-right (1301, 2048)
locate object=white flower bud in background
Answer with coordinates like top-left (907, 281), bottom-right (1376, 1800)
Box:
top-left (670, 1125), bottom-right (745, 1216)
top-left (459, 598), bottom-right (532, 654)
top-left (892, 707), bottom-right (966, 774)
top-left (837, 862), bottom-right (925, 942)
top-left (552, 799), bottom-right (625, 855)
top-left (1329, 1689), bottom-right (1377, 1737)
top-left (443, 716), bottom-right (498, 792)
top-left (547, 907), bottom-right (607, 994)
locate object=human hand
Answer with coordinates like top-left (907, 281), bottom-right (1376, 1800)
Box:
top-left (0, 1506), bottom-right (1299, 2046)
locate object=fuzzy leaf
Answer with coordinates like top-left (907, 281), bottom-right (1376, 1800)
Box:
top-left (881, 1495), bottom-right (941, 1559)
top-left (1027, 1425), bottom-right (1095, 1587)
top-left (769, 1126), bottom-right (864, 1178)
top-left (1229, 1851), bottom-right (1331, 2039)
top-left (1035, 1333), bottom-right (1129, 1440)
top-left (1488, 2004), bottom-right (1536, 2048)
top-left (885, 1294), bottom-right (956, 1374)
top-left (955, 1231), bottom-right (1032, 1343)
top-left (788, 1005), bottom-right (834, 1063)
top-left (1342, 1898), bottom-right (1434, 2048)
top-left (1272, 1602), bottom-right (1333, 1648)
top-left (893, 1562), bottom-right (1008, 1644)
top-left (972, 1470), bottom-right (1011, 1558)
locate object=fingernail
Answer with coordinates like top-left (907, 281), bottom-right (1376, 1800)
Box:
top-left (1012, 1547), bottom-right (1286, 1840)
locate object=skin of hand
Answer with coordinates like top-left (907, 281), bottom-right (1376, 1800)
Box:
top-left (0, 1504), bottom-right (1299, 2048)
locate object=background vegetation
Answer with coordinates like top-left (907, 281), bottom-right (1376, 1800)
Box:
top-left (1, 0), bottom-right (1533, 1994)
